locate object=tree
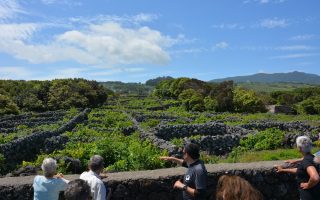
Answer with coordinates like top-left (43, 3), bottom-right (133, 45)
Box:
top-left (211, 81), bottom-right (234, 112)
top-left (296, 95), bottom-right (320, 114)
top-left (204, 96), bottom-right (218, 111)
top-left (0, 94), bottom-right (19, 115)
top-left (233, 87), bottom-right (266, 113)
top-left (178, 89), bottom-right (205, 111)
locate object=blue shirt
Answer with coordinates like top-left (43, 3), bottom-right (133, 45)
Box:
top-left (33, 175), bottom-right (68, 200)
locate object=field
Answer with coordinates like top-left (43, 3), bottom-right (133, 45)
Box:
top-left (1, 95), bottom-right (320, 177)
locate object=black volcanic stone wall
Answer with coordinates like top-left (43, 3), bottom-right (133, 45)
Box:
top-left (0, 161), bottom-right (299, 200)
top-left (0, 109), bottom-right (90, 172)
top-left (154, 122), bottom-right (228, 140)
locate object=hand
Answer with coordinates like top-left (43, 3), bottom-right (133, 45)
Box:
top-left (300, 182), bottom-right (309, 189)
top-left (54, 173), bottom-right (64, 178)
top-left (173, 180), bottom-right (184, 190)
top-left (274, 165), bottom-right (283, 173)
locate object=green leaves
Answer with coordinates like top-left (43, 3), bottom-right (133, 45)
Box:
top-left (240, 128), bottom-right (285, 151)
top-left (233, 87), bottom-right (266, 113)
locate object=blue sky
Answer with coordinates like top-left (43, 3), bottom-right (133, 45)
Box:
top-left (0, 0), bottom-right (319, 82)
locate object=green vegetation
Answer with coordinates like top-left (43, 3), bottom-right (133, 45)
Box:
top-left (100, 81), bottom-right (153, 95)
top-left (21, 108), bottom-right (170, 173)
top-left (240, 128), bottom-right (285, 151)
top-left (0, 108), bottom-right (79, 144)
top-left (0, 79), bottom-right (110, 114)
top-left (1, 77), bottom-right (320, 176)
top-left (237, 82), bottom-right (314, 93)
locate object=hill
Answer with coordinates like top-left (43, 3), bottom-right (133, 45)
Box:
top-left (236, 82), bottom-right (315, 93)
top-left (210, 71), bottom-right (320, 85)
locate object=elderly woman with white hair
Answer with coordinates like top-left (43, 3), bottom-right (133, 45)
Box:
top-left (33, 158), bottom-right (69, 200)
top-left (275, 136), bottom-right (320, 200)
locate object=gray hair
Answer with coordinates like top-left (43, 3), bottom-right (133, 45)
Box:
top-left (88, 155), bottom-right (104, 172)
top-left (41, 158), bottom-right (57, 177)
top-left (296, 136), bottom-right (312, 153)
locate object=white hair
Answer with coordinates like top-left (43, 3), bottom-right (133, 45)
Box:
top-left (296, 136), bottom-right (312, 153)
top-left (41, 158), bottom-right (57, 177)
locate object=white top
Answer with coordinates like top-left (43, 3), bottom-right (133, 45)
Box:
top-left (80, 170), bottom-right (106, 200)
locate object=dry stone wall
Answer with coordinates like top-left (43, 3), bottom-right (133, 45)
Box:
top-left (0, 161), bottom-right (299, 200)
top-left (0, 109), bottom-right (90, 172)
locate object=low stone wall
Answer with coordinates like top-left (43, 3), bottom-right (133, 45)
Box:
top-left (240, 121), bottom-right (315, 132)
top-left (0, 161), bottom-right (299, 200)
top-left (155, 122), bottom-right (228, 140)
top-left (0, 109), bottom-right (90, 173)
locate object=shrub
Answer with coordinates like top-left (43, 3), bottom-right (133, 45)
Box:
top-left (0, 94), bottom-right (19, 115)
top-left (240, 128), bottom-right (285, 151)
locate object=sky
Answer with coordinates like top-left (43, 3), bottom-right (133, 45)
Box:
top-left (0, 0), bottom-right (319, 83)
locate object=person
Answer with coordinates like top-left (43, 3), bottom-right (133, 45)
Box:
top-left (275, 136), bottom-right (320, 200)
top-left (216, 174), bottom-right (263, 200)
top-left (33, 158), bottom-right (69, 200)
top-left (80, 155), bottom-right (110, 200)
top-left (160, 143), bottom-right (207, 200)
top-left (64, 179), bottom-right (91, 200)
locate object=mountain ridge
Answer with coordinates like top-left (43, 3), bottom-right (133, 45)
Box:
top-left (210, 71), bottom-right (320, 85)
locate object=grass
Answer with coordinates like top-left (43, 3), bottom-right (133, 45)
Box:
top-left (202, 147), bottom-right (320, 164)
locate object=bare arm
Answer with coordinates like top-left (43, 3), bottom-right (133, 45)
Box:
top-left (173, 180), bottom-right (197, 197)
top-left (285, 158), bottom-right (303, 164)
top-left (159, 156), bottom-right (184, 166)
top-left (274, 165), bottom-right (297, 174)
top-left (300, 166), bottom-right (320, 189)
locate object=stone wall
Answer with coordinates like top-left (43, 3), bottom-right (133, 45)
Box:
top-left (0, 161), bottom-right (299, 200)
top-left (0, 109), bottom-right (90, 172)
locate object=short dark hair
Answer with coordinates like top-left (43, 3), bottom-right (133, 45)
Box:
top-left (184, 143), bottom-right (200, 159)
top-left (88, 155), bottom-right (104, 171)
top-left (64, 179), bottom-right (91, 200)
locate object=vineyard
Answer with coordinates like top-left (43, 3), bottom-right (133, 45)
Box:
top-left (1, 94), bottom-right (320, 177)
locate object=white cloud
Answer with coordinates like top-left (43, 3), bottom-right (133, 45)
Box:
top-left (275, 45), bottom-right (315, 51)
top-left (0, 66), bottom-right (33, 79)
top-left (260, 18), bottom-right (288, 28)
top-left (270, 53), bottom-right (319, 59)
top-left (170, 48), bottom-right (204, 54)
top-left (0, 22), bottom-right (174, 66)
top-left (133, 13), bottom-right (158, 23)
top-left (214, 42), bottom-right (229, 49)
top-left (212, 23), bottom-right (245, 30)
top-left (0, 23), bottom-right (38, 39)
top-left (0, 0), bottom-right (24, 20)
top-left (69, 13), bottom-right (158, 26)
top-left (40, 0), bottom-right (82, 6)
top-left (289, 34), bottom-right (316, 41)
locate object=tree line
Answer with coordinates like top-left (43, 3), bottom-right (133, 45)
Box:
top-left (0, 79), bottom-right (111, 115)
top-left (153, 77), bottom-right (320, 114)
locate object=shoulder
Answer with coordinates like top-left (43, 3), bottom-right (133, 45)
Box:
top-left (194, 163), bottom-right (207, 175)
top-left (80, 171), bottom-right (89, 178)
top-left (302, 154), bottom-right (315, 166)
top-left (33, 175), bottom-right (43, 182)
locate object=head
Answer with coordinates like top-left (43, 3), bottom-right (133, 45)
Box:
top-left (41, 158), bottom-right (57, 178)
top-left (64, 179), bottom-right (91, 200)
top-left (296, 136), bottom-right (312, 154)
top-left (216, 175), bottom-right (263, 200)
top-left (88, 155), bottom-right (104, 173)
top-left (183, 143), bottom-right (200, 163)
